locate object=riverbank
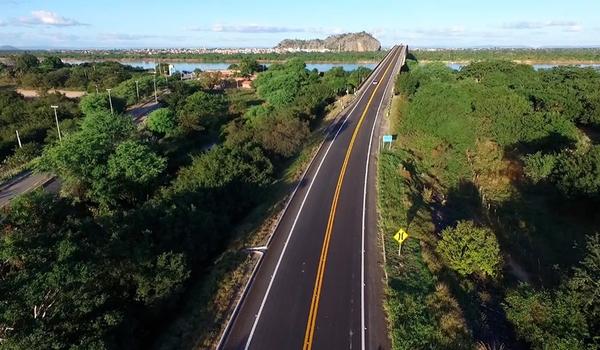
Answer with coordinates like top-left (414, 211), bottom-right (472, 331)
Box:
top-left (419, 59), bottom-right (600, 65)
top-left (57, 57), bottom-right (380, 65)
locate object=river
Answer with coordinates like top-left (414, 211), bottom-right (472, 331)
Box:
top-left (62, 59), bottom-right (376, 72)
top-left (62, 59), bottom-right (600, 73)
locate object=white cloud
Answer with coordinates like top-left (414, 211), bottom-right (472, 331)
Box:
top-left (96, 33), bottom-right (188, 44)
top-left (210, 24), bottom-right (306, 33)
top-left (18, 10), bottom-right (87, 27)
top-left (189, 24), bottom-right (343, 35)
top-left (502, 20), bottom-right (582, 32)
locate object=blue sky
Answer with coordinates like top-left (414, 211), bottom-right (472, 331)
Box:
top-left (0, 0), bottom-right (599, 48)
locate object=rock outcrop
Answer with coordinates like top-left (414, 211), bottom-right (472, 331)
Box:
top-left (275, 32), bottom-right (381, 52)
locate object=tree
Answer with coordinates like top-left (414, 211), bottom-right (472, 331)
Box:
top-left (107, 140), bottom-right (166, 185)
top-left (177, 91), bottom-right (227, 133)
top-left (504, 284), bottom-right (589, 350)
top-left (552, 146), bottom-right (600, 199)
top-left (37, 111), bottom-right (138, 208)
top-left (253, 115), bottom-right (310, 157)
top-left (0, 190), bottom-right (190, 349)
top-left (569, 234), bottom-right (600, 338)
top-left (252, 59), bottom-right (312, 107)
top-left (523, 152), bottom-right (557, 184)
top-left (395, 62), bottom-right (455, 97)
top-left (146, 108), bottom-right (176, 135)
top-left (347, 66), bottom-right (372, 89)
top-left (43, 68), bottom-right (70, 88)
top-left (323, 66), bottom-right (349, 96)
top-left (175, 145), bottom-right (273, 191)
top-left (436, 220), bottom-right (502, 277)
top-left (79, 92), bottom-right (126, 115)
top-left (12, 53), bottom-right (39, 75)
top-left (0, 191), bottom-right (122, 349)
top-left (197, 71), bottom-right (223, 90)
top-left (237, 57), bottom-right (263, 77)
top-left (40, 56), bottom-right (64, 71)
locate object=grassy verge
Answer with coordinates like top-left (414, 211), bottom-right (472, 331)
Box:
top-left (152, 93), bottom-right (354, 350)
top-left (377, 96), bottom-right (474, 350)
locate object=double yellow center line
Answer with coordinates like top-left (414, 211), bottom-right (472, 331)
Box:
top-left (302, 48), bottom-right (398, 350)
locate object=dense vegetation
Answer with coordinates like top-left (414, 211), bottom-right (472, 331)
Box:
top-left (0, 90), bottom-right (81, 170)
top-left (0, 55), bottom-right (170, 181)
top-left (379, 55), bottom-right (600, 349)
top-left (0, 53), bottom-right (146, 91)
top-left (3, 50), bottom-right (387, 63)
top-left (0, 57), bottom-right (369, 348)
top-left (412, 48), bottom-right (600, 63)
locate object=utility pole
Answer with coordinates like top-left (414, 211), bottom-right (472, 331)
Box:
top-left (106, 89), bottom-right (114, 115)
top-left (50, 105), bottom-right (62, 142)
top-left (15, 130), bottom-right (22, 148)
top-left (135, 80), bottom-right (140, 101)
top-left (153, 74), bottom-right (158, 103)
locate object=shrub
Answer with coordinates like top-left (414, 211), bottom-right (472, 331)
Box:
top-left (147, 108), bottom-right (176, 135)
top-left (436, 220), bottom-right (502, 278)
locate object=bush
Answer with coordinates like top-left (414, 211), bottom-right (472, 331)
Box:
top-left (552, 145), bottom-right (600, 198)
top-left (79, 92), bottom-right (126, 115)
top-left (253, 115), bottom-right (309, 158)
top-left (177, 91), bottom-right (227, 133)
top-left (2, 142), bottom-right (40, 169)
top-left (436, 220), bottom-right (502, 278)
top-left (504, 284), bottom-right (589, 350)
top-left (146, 108), bottom-right (176, 135)
top-left (523, 152), bottom-right (557, 184)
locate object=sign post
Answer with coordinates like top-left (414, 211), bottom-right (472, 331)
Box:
top-left (393, 228), bottom-right (409, 257)
top-left (382, 135), bottom-right (393, 152)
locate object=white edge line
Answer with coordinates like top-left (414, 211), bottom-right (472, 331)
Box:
top-left (216, 47), bottom-right (391, 350)
top-left (242, 50), bottom-right (395, 350)
top-left (361, 46), bottom-right (402, 350)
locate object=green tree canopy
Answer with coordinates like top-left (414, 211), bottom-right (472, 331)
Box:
top-left (504, 284), bottom-right (589, 350)
top-left (237, 57), bottom-right (264, 77)
top-left (177, 91), bottom-right (227, 133)
top-left (12, 53), bottom-right (40, 75)
top-left (436, 220), bottom-right (502, 278)
top-left (0, 190), bottom-right (190, 349)
top-left (569, 234), bottom-right (600, 336)
top-left (38, 111), bottom-right (165, 209)
top-left (107, 140), bottom-right (166, 184)
top-left (40, 56), bottom-right (64, 71)
top-left (0, 191), bottom-right (121, 349)
top-left (146, 108), bottom-right (176, 135)
top-left (79, 92), bottom-right (126, 115)
top-left (553, 145), bottom-right (600, 198)
top-left (253, 115), bottom-right (310, 158)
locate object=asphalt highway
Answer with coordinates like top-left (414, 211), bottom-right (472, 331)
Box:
top-left (221, 45), bottom-right (406, 350)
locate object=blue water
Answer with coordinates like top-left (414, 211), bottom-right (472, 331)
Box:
top-left (63, 59), bottom-right (376, 72)
top-left (446, 62), bottom-right (600, 71)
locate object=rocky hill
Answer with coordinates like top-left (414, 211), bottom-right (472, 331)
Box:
top-left (275, 32), bottom-right (381, 52)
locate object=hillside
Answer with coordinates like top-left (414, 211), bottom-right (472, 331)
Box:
top-left (275, 31), bottom-right (381, 52)
top-left (0, 45), bottom-right (19, 51)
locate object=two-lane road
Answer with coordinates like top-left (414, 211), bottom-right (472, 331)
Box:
top-left (221, 45), bottom-right (406, 350)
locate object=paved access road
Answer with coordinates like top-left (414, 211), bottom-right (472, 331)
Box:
top-left (221, 46), bottom-right (406, 350)
top-left (0, 100), bottom-right (162, 208)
